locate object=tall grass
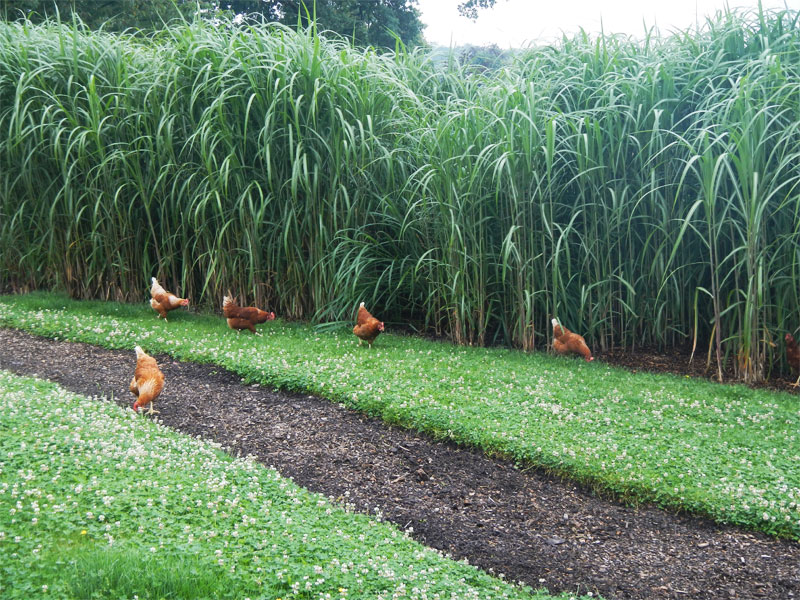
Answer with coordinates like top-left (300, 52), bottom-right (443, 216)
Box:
top-left (2, 6), bottom-right (800, 381)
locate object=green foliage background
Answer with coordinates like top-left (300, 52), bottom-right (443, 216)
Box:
top-left (0, 0), bottom-right (202, 31)
top-left (1, 7), bottom-right (800, 381)
top-left (0, 0), bottom-right (425, 47)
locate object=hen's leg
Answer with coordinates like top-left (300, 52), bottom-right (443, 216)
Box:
top-left (791, 374), bottom-right (800, 388)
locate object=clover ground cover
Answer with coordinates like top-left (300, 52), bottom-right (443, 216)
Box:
top-left (1, 292), bottom-right (799, 541)
top-left (0, 369), bottom-right (571, 600)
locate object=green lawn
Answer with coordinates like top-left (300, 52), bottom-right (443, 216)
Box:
top-left (1, 292), bottom-right (799, 541)
top-left (0, 369), bottom-right (569, 600)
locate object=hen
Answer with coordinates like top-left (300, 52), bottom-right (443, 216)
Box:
top-left (785, 333), bottom-right (800, 387)
top-left (353, 302), bottom-right (384, 348)
top-left (552, 317), bottom-right (593, 362)
top-left (222, 295), bottom-right (275, 335)
top-left (150, 277), bottom-right (189, 320)
top-left (130, 345), bottom-right (165, 414)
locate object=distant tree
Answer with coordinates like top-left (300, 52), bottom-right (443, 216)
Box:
top-left (216, 0), bottom-right (280, 22)
top-left (457, 0), bottom-right (503, 20)
top-left (458, 43), bottom-right (508, 72)
top-left (1, 0), bottom-right (425, 49)
top-left (0, 0), bottom-right (205, 30)
top-left (220, 0), bottom-right (424, 49)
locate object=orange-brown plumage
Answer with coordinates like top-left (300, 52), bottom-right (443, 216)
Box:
top-left (150, 277), bottom-right (189, 320)
top-left (222, 295), bottom-right (275, 335)
top-left (785, 333), bottom-right (800, 387)
top-left (552, 317), bottom-right (593, 362)
top-left (353, 302), bottom-right (384, 348)
top-left (130, 345), bottom-right (165, 414)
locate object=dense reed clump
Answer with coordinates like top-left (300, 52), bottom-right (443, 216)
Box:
top-left (2, 7), bottom-right (800, 381)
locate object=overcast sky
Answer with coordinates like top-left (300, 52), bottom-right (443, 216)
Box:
top-left (417, 0), bottom-right (798, 47)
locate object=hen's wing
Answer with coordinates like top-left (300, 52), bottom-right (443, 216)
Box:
top-left (354, 319), bottom-right (382, 343)
top-left (235, 306), bottom-right (264, 322)
top-left (134, 363), bottom-right (165, 401)
top-left (565, 333), bottom-right (593, 360)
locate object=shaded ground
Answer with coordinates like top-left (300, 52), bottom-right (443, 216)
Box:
top-left (1, 328), bottom-right (798, 600)
top-left (598, 345), bottom-right (797, 392)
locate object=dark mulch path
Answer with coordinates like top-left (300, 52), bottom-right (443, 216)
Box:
top-left (1, 328), bottom-right (798, 600)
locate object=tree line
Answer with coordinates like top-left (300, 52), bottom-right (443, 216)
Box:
top-left (0, 0), bottom-right (428, 48)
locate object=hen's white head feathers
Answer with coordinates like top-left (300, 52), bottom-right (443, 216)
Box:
top-left (359, 302), bottom-right (365, 308)
top-left (551, 318), bottom-right (559, 328)
top-left (134, 345), bottom-right (145, 358)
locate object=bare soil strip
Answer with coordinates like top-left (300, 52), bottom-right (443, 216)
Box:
top-left (1, 328), bottom-right (798, 599)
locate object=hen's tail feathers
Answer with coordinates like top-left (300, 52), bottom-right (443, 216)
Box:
top-left (150, 277), bottom-right (166, 297)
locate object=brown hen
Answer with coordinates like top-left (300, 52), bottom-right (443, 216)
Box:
top-left (222, 295), bottom-right (275, 335)
top-left (150, 277), bottom-right (189, 320)
top-left (130, 345), bottom-right (165, 414)
top-left (551, 317), bottom-right (593, 362)
top-left (353, 302), bottom-right (384, 348)
top-left (785, 333), bottom-right (800, 387)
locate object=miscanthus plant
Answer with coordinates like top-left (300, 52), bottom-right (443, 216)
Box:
top-left (2, 7), bottom-right (800, 382)
top-left (0, 369), bottom-right (573, 600)
top-left (1, 293), bottom-right (799, 542)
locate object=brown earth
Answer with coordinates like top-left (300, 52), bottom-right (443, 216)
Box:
top-left (598, 345), bottom-right (798, 392)
top-left (1, 328), bottom-right (798, 600)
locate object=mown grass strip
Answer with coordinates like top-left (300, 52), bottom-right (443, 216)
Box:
top-left (0, 368), bottom-right (571, 600)
top-left (1, 292), bottom-right (799, 541)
